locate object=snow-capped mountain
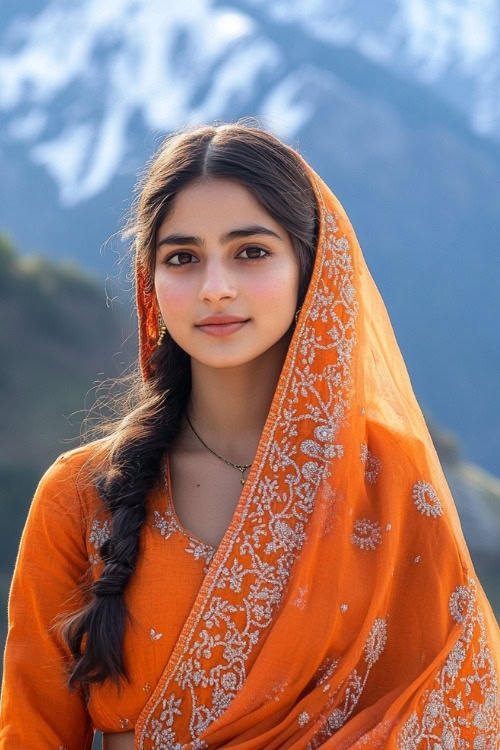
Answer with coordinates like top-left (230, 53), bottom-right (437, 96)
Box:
top-left (0, 0), bottom-right (499, 205)
top-left (0, 0), bottom-right (499, 478)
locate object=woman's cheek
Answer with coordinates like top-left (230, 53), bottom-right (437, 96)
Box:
top-left (248, 265), bottom-right (298, 306)
top-left (156, 277), bottom-right (192, 317)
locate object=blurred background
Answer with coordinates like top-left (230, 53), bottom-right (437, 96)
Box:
top-left (0, 0), bottom-right (499, 699)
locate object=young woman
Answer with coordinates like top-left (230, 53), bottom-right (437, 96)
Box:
top-left (1, 123), bottom-right (499, 749)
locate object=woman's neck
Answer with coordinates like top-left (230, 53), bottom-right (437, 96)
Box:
top-left (181, 333), bottom-right (291, 464)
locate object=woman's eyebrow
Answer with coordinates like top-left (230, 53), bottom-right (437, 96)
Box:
top-left (156, 224), bottom-right (282, 249)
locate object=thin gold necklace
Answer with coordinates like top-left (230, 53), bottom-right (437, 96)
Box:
top-left (185, 413), bottom-right (253, 485)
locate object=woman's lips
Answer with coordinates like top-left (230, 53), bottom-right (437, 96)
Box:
top-left (196, 320), bottom-right (249, 336)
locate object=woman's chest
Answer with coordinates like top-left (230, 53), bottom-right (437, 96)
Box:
top-left (166, 449), bottom-right (246, 550)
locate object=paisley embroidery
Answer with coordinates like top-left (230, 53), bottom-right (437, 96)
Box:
top-left (137, 199), bottom-right (359, 747)
top-left (360, 443), bottom-right (382, 484)
top-left (412, 480), bottom-right (443, 518)
top-left (396, 577), bottom-right (500, 748)
top-left (351, 518), bottom-right (383, 550)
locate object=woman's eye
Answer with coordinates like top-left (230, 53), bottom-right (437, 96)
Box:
top-left (164, 252), bottom-right (197, 266)
top-left (239, 246), bottom-right (270, 261)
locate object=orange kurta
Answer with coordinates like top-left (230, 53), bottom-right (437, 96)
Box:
top-left (0, 443), bottom-right (213, 746)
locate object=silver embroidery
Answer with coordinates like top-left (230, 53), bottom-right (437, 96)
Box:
top-left (364, 618), bottom-right (388, 665)
top-left (340, 603), bottom-right (348, 612)
top-left (292, 585), bottom-right (309, 609)
top-left (412, 480), bottom-right (443, 518)
top-left (386, 523), bottom-right (392, 531)
top-left (315, 655), bottom-right (341, 686)
top-left (151, 509), bottom-right (175, 540)
top-left (88, 553), bottom-right (100, 566)
top-left (307, 618), bottom-right (389, 748)
top-left (397, 578), bottom-right (500, 749)
top-left (265, 680), bottom-right (289, 703)
top-left (150, 628), bottom-right (163, 641)
top-left (185, 539), bottom-right (216, 574)
top-left (449, 584), bottom-right (475, 625)
top-left (413, 555), bottom-right (421, 564)
top-left (298, 710), bottom-right (310, 726)
top-left (351, 518), bottom-right (383, 550)
top-left (118, 717), bottom-right (130, 728)
top-left (88, 518), bottom-right (111, 550)
top-left (360, 443), bottom-right (382, 484)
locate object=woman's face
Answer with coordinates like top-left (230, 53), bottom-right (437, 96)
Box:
top-left (154, 178), bottom-right (300, 369)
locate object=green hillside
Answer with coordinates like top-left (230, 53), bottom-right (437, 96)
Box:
top-left (0, 232), bottom-right (133, 638)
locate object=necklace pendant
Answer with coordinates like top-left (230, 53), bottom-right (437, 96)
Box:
top-left (240, 475), bottom-right (246, 485)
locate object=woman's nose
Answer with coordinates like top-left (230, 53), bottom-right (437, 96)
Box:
top-left (198, 259), bottom-right (237, 303)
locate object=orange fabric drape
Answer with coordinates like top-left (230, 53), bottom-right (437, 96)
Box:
top-left (134, 153), bottom-right (500, 748)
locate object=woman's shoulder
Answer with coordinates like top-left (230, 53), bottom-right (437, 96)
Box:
top-left (35, 439), bottom-right (108, 517)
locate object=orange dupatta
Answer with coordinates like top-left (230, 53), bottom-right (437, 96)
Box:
top-left (133, 152), bottom-right (500, 748)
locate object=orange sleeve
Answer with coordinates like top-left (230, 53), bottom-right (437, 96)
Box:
top-left (0, 452), bottom-right (95, 749)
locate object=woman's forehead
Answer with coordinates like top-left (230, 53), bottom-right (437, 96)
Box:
top-left (157, 178), bottom-right (279, 237)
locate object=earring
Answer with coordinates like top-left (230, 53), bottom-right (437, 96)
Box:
top-left (157, 311), bottom-right (167, 345)
top-left (295, 307), bottom-right (302, 324)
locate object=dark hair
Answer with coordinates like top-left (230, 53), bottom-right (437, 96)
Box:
top-left (62, 120), bottom-right (319, 691)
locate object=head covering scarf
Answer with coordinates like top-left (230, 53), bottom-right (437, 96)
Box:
top-left (134, 149), bottom-right (500, 749)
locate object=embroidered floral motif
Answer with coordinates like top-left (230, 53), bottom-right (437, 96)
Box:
top-left (151, 509), bottom-right (175, 540)
top-left (138, 197), bottom-right (360, 748)
top-left (412, 480), bottom-right (443, 518)
top-left (340, 603), bottom-right (348, 612)
top-left (396, 578), bottom-right (500, 749)
top-left (88, 518), bottom-right (110, 550)
top-left (150, 628), bottom-right (163, 641)
top-left (351, 518), bottom-right (383, 550)
top-left (292, 585), bottom-right (309, 609)
top-left (185, 539), bottom-right (216, 573)
top-left (298, 710), bottom-right (310, 726)
top-left (360, 443), bottom-right (382, 484)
